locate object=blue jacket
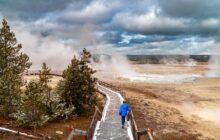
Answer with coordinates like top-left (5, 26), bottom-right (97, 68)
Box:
top-left (119, 103), bottom-right (130, 117)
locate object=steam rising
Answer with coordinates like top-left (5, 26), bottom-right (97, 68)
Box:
top-left (207, 55), bottom-right (220, 77)
top-left (92, 44), bottom-right (136, 79)
top-left (159, 56), bottom-right (197, 66)
top-left (183, 102), bottom-right (220, 124)
top-left (14, 26), bottom-right (77, 70)
top-left (14, 21), bottom-right (135, 76)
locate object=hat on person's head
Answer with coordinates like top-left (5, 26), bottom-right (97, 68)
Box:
top-left (123, 99), bottom-right (126, 103)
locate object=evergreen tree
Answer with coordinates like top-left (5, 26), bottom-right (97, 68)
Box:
top-left (15, 81), bottom-right (49, 129)
top-left (39, 62), bottom-right (53, 114)
top-left (14, 63), bottom-right (70, 128)
top-left (78, 49), bottom-right (97, 109)
top-left (0, 19), bottom-right (31, 116)
top-left (39, 62), bottom-right (52, 87)
top-left (57, 48), bottom-right (97, 115)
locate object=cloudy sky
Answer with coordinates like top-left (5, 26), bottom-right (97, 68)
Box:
top-left (0, 0), bottom-right (220, 68)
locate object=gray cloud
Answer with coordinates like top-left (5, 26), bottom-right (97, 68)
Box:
top-left (157, 0), bottom-right (220, 19)
top-left (116, 37), bottom-right (216, 55)
top-left (113, 9), bottom-right (187, 35)
top-left (0, 0), bottom-right (88, 20)
top-left (112, 6), bottom-right (220, 36)
top-left (59, 1), bottom-right (120, 24)
top-left (0, 0), bottom-right (220, 59)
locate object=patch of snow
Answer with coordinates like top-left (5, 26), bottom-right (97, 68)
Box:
top-left (0, 127), bottom-right (40, 138)
top-left (97, 85), bottom-right (111, 121)
top-left (127, 121), bottom-right (134, 140)
top-left (92, 121), bottom-right (101, 140)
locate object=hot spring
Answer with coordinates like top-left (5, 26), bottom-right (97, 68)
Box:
top-left (117, 73), bottom-right (202, 84)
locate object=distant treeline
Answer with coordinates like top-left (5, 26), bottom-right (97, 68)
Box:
top-left (93, 54), bottom-right (212, 64)
top-left (126, 55), bottom-right (211, 64)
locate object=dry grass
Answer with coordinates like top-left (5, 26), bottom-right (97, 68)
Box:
top-left (154, 133), bottom-right (201, 140)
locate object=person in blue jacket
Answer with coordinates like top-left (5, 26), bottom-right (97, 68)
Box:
top-left (119, 100), bottom-right (130, 128)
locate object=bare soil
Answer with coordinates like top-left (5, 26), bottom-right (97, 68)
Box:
top-left (0, 116), bottom-right (91, 140)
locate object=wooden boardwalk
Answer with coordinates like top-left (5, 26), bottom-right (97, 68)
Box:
top-left (93, 85), bottom-right (133, 140)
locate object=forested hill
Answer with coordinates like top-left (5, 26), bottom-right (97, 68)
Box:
top-left (93, 54), bottom-right (211, 64)
top-left (127, 55), bottom-right (211, 64)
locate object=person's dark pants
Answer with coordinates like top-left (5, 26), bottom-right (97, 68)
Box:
top-left (121, 116), bottom-right (126, 125)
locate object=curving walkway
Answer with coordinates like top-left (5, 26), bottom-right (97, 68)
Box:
top-left (93, 84), bottom-right (133, 140)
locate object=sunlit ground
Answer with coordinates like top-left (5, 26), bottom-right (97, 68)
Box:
top-left (95, 63), bottom-right (220, 139)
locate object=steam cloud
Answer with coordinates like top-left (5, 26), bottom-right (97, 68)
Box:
top-left (14, 25), bottom-right (78, 70)
top-left (207, 55), bottom-right (220, 77)
top-left (207, 46), bottom-right (220, 77)
top-left (160, 56), bottom-right (197, 66)
top-left (12, 21), bottom-right (135, 76)
top-left (92, 44), bottom-right (136, 80)
top-left (183, 102), bottom-right (220, 123)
